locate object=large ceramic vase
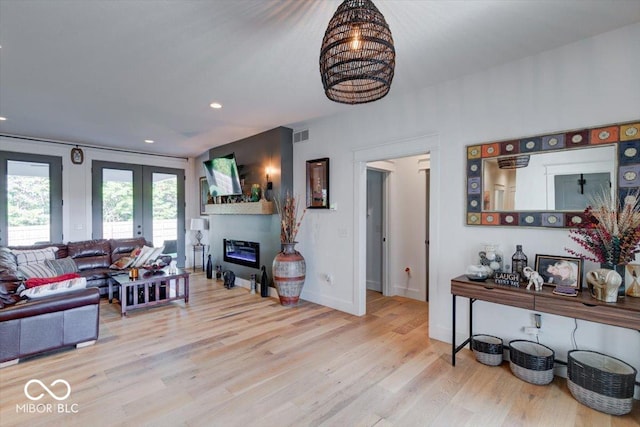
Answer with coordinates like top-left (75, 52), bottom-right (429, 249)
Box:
top-left (600, 263), bottom-right (626, 299)
top-left (272, 242), bottom-right (306, 306)
top-left (587, 267), bottom-right (622, 303)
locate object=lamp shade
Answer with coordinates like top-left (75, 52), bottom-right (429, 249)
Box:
top-left (319, 0), bottom-right (395, 104)
top-left (190, 218), bottom-right (208, 231)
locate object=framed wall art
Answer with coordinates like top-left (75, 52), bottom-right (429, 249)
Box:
top-left (71, 147), bottom-right (84, 165)
top-left (306, 157), bottom-right (330, 209)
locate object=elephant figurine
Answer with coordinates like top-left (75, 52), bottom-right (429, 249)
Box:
top-left (586, 268), bottom-right (622, 302)
top-left (523, 266), bottom-right (543, 291)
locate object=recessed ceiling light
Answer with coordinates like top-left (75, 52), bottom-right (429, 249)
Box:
top-left (209, 102), bottom-right (223, 109)
top-left (144, 139), bottom-right (154, 144)
top-left (0, 116), bottom-right (7, 121)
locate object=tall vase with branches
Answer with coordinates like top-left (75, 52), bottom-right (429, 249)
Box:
top-left (272, 193), bottom-right (307, 306)
top-left (566, 189), bottom-right (640, 298)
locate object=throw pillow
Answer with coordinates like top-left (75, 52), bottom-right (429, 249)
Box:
top-left (110, 256), bottom-right (134, 270)
top-left (130, 247), bottom-right (142, 258)
top-left (20, 277), bottom-right (87, 299)
top-left (25, 273), bottom-right (81, 289)
top-left (132, 246), bottom-right (155, 267)
top-left (145, 246), bottom-right (165, 266)
top-left (18, 262), bottom-right (57, 279)
top-left (110, 247), bottom-right (141, 269)
top-left (45, 257), bottom-right (79, 275)
top-left (11, 247), bottom-right (58, 266)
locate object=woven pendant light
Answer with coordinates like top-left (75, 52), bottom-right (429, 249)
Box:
top-left (320, 0), bottom-right (395, 104)
top-left (498, 155), bottom-right (530, 169)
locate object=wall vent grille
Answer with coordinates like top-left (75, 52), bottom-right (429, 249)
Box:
top-left (293, 129), bottom-right (309, 143)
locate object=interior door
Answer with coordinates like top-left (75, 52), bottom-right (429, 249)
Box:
top-left (554, 172), bottom-right (611, 210)
top-left (425, 169), bottom-right (430, 302)
top-left (366, 169), bottom-right (384, 292)
top-left (92, 161), bottom-right (185, 266)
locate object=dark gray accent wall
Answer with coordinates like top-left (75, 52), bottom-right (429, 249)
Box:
top-left (205, 127), bottom-right (293, 286)
top-left (207, 126), bottom-right (293, 197)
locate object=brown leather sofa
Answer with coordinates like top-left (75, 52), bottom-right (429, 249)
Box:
top-left (1, 237), bottom-right (149, 301)
top-left (0, 237), bottom-right (150, 366)
top-left (0, 287), bottom-right (100, 367)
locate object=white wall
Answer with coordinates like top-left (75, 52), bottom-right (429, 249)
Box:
top-left (291, 23), bottom-right (640, 388)
top-left (0, 137), bottom-right (196, 260)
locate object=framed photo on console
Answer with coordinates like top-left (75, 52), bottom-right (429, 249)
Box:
top-left (534, 254), bottom-right (583, 289)
top-left (306, 157), bottom-right (330, 209)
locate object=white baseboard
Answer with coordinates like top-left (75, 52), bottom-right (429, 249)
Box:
top-left (300, 289), bottom-right (358, 315)
top-left (393, 284), bottom-right (422, 300)
top-left (366, 280), bottom-right (382, 292)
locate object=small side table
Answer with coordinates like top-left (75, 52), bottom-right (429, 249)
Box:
top-left (192, 244), bottom-right (207, 272)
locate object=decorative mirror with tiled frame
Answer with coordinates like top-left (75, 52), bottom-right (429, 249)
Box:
top-left (466, 119), bottom-right (640, 228)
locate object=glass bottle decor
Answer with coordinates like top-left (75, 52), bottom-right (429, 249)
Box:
top-left (260, 265), bottom-right (270, 297)
top-left (512, 245), bottom-right (528, 280)
top-left (250, 273), bottom-right (257, 294)
top-left (206, 254), bottom-right (213, 279)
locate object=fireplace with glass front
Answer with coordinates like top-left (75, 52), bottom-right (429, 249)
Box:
top-left (223, 239), bottom-right (260, 269)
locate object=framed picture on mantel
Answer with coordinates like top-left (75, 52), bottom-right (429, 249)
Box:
top-left (306, 158), bottom-right (329, 209)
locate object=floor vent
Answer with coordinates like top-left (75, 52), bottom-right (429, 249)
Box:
top-left (293, 129), bottom-right (309, 143)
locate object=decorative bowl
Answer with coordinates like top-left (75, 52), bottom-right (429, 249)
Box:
top-left (141, 262), bottom-right (166, 273)
top-left (466, 265), bottom-right (490, 281)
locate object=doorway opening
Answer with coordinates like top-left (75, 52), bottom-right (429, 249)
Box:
top-left (353, 133), bottom-right (439, 317)
top-left (366, 154), bottom-right (431, 303)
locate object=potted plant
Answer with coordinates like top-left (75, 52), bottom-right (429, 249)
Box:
top-left (566, 190), bottom-right (640, 299)
top-left (272, 193), bottom-right (307, 306)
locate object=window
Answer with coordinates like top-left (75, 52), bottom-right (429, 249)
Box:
top-left (0, 152), bottom-right (62, 245)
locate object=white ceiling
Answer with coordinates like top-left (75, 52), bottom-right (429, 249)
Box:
top-left (1, 1), bottom-right (639, 158)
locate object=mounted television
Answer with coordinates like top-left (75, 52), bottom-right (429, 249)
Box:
top-left (203, 153), bottom-right (242, 197)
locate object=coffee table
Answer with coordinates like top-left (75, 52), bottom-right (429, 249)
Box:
top-left (110, 268), bottom-right (189, 316)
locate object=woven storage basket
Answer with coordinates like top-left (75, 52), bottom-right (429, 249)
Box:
top-left (567, 350), bottom-right (636, 415)
top-left (509, 340), bottom-right (555, 385)
top-left (472, 334), bottom-right (503, 366)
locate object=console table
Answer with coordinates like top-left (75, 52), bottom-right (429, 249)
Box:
top-left (451, 275), bottom-right (640, 366)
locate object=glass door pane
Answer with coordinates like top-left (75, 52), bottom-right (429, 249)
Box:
top-left (101, 168), bottom-right (135, 239)
top-left (151, 172), bottom-right (178, 256)
top-left (93, 161), bottom-right (184, 266)
top-left (7, 160), bottom-right (51, 245)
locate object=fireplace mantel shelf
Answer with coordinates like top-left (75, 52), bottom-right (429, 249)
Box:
top-left (204, 200), bottom-right (274, 215)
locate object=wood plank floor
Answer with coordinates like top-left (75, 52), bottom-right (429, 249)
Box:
top-left (1, 274), bottom-right (638, 426)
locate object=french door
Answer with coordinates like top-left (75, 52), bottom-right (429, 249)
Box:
top-left (0, 151), bottom-right (63, 246)
top-left (92, 161), bottom-right (185, 266)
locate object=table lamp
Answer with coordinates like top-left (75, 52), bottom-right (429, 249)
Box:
top-left (190, 218), bottom-right (208, 246)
